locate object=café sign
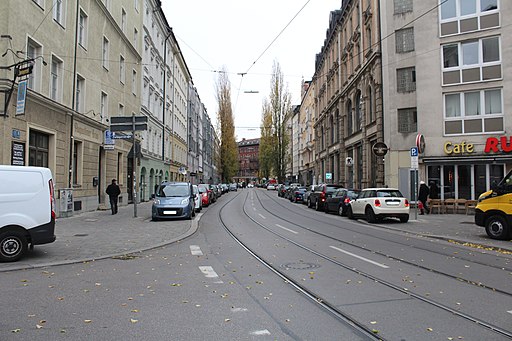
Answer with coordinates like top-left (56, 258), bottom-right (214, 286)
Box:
top-left (444, 141), bottom-right (474, 155)
top-left (484, 136), bottom-right (512, 153)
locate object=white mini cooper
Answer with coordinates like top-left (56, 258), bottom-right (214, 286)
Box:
top-left (347, 188), bottom-right (410, 223)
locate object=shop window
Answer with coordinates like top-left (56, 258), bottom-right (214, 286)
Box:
top-left (73, 141), bottom-right (83, 185)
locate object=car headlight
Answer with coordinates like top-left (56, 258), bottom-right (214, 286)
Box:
top-left (181, 198), bottom-right (189, 205)
top-left (154, 199), bottom-right (161, 205)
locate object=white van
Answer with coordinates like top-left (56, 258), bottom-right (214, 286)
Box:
top-left (0, 166), bottom-right (56, 262)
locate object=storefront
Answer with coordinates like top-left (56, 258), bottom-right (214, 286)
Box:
top-left (422, 136), bottom-right (512, 200)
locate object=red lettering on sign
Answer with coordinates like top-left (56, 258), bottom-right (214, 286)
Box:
top-left (484, 137), bottom-right (499, 153)
top-left (501, 137), bottom-right (512, 152)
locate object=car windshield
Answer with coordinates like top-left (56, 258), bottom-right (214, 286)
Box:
top-left (376, 190), bottom-right (403, 198)
top-left (157, 185), bottom-right (189, 197)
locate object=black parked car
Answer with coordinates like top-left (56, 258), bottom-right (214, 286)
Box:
top-left (289, 187), bottom-right (307, 203)
top-left (307, 184), bottom-right (344, 211)
top-left (324, 188), bottom-right (360, 216)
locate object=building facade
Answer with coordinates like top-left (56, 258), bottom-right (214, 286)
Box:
top-left (381, 0), bottom-right (507, 200)
top-left (313, 0), bottom-right (384, 189)
top-left (298, 80), bottom-right (316, 185)
top-left (236, 138), bottom-right (260, 184)
top-left (0, 0), bottom-right (143, 215)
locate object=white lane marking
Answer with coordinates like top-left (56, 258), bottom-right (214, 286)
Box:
top-left (190, 245), bottom-right (203, 256)
top-left (250, 330), bottom-right (271, 336)
top-left (198, 266), bottom-right (223, 283)
top-left (275, 224), bottom-right (298, 234)
top-left (231, 307), bottom-right (248, 312)
top-left (258, 214), bottom-right (266, 219)
top-left (330, 246), bottom-right (389, 269)
top-left (508, 310), bottom-right (512, 315)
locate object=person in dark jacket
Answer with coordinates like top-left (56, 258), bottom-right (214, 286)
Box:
top-left (418, 180), bottom-right (430, 215)
top-left (106, 179), bottom-right (121, 215)
top-left (429, 181), bottom-right (439, 200)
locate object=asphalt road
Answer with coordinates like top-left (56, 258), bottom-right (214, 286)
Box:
top-left (1, 189), bottom-right (511, 340)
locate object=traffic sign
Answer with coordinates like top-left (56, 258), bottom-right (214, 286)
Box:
top-left (110, 116), bottom-right (148, 124)
top-left (372, 142), bottom-right (388, 157)
top-left (110, 123), bottom-right (147, 132)
top-left (325, 172), bottom-right (332, 180)
top-left (411, 147), bottom-right (419, 169)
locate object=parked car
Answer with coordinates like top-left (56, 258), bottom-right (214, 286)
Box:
top-left (208, 184), bottom-right (218, 202)
top-left (152, 182), bottom-right (195, 220)
top-left (229, 183), bottom-right (238, 191)
top-left (267, 184), bottom-right (276, 190)
top-left (197, 184), bottom-right (211, 206)
top-left (308, 184), bottom-right (344, 211)
top-left (0, 166), bottom-right (56, 262)
top-left (247, 183), bottom-right (254, 188)
top-left (302, 185), bottom-right (314, 205)
top-left (324, 188), bottom-right (360, 216)
top-left (347, 188), bottom-right (410, 223)
top-left (278, 184), bottom-right (289, 197)
top-left (290, 187), bottom-right (307, 203)
top-left (192, 185), bottom-right (202, 212)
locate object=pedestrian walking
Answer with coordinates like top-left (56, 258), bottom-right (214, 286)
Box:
top-left (106, 179), bottom-right (121, 215)
top-left (418, 180), bottom-right (430, 215)
top-left (429, 181), bottom-right (439, 200)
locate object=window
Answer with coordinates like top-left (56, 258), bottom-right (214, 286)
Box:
top-left (119, 55), bottom-right (125, 84)
top-left (27, 38), bottom-right (42, 91)
top-left (442, 0), bottom-right (498, 20)
top-left (444, 89), bottom-right (503, 134)
top-left (133, 28), bottom-right (138, 48)
top-left (395, 27), bottom-right (415, 53)
top-left (367, 85), bottom-right (375, 123)
top-left (442, 36), bottom-right (501, 84)
top-left (443, 44), bottom-right (458, 68)
top-left (132, 70), bottom-right (137, 95)
top-left (346, 100), bottom-right (353, 135)
top-left (394, 0), bottom-right (413, 14)
top-left (50, 55), bottom-right (63, 101)
top-left (398, 108), bottom-right (417, 133)
top-left (121, 8), bottom-right (126, 33)
top-left (72, 140), bottom-right (82, 185)
top-left (75, 75), bottom-right (85, 112)
top-left (100, 92), bottom-right (108, 123)
top-left (102, 36), bottom-right (109, 70)
top-left (396, 67), bottom-right (416, 93)
top-left (355, 92), bottom-right (362, 131)
top-left (29, 130), bottom-right (49, 167)
top-left (32, 0), bottom-right (44, 9)
top-left (53, 0), bottom-right (65, 26)
top-left (79, 9), bottom-right (88, 48)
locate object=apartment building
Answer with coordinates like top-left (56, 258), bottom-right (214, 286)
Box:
top-left (297, 80), bottom-right (316, 185)
top-left (313, 0), bottom-right (384, 189)
top-left (0, 0), bottom-right (142, 215)
top-left (381, 0), bottom-right (507, 200)
top-left (188, 84), bottom-right (201, 181)
top-left (237, 138), bottom-right (260, 184)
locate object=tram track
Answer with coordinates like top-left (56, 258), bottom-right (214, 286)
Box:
top-left (256, 189), bottom-right (512, 291)
top-left (217, 189), bottom-right (512, 339)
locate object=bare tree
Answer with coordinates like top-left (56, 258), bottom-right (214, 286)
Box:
top-left (215, 68), bottom-right (238, 183)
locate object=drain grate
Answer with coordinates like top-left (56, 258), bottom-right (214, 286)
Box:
top-left (112, 254), bottom-right (139, 260)
top-left (280, 262), bottom-right (320, 270)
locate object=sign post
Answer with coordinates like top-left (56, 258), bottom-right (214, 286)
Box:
top-left (411, 147), bottom-right (419, 220)
top-left (110, 115), bottom-right (148, 218)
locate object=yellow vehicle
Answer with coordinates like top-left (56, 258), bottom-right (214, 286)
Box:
top-left (475, 170), bottom-right (512, 240)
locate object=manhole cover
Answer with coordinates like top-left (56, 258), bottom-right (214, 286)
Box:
top-left (280, 262), bottom-right (320, 270)
top-left (74, 234), bottom-right (88, 237)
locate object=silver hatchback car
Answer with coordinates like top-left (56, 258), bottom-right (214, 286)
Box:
top-left (152, 182), bottom-right (195, 220)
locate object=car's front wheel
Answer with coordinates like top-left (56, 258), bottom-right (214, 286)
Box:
top-left (485, 215), bottom-right (511, 240)
top-left (0, 230), bottom-right (28, 262)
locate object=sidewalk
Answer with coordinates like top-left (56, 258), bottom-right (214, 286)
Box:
top-left (375, 210), bottom-right (512, 253)
top-left (0, 201), bottom-right (198, 272)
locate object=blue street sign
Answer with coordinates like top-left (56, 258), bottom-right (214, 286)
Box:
top-left (410, 147), bottom-right (418, 157)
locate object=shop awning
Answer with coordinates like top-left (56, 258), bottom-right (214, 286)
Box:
top-left (422, 154), bottom-right (512, 164)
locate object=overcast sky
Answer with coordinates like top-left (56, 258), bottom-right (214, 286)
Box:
top-left (163, 0), bottom-right (341, 140)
